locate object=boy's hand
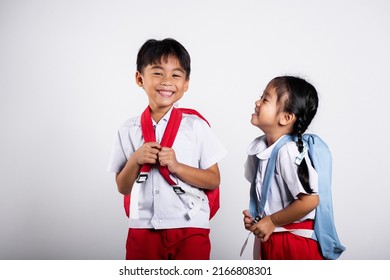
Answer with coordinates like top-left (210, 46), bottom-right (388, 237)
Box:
top-left (134, 142), bottom-right (161, 165)
top-left (158, 147), bottom-right (180, 173)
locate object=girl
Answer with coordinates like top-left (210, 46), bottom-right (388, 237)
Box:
top-left (243, 76), bottom-right (324, 260)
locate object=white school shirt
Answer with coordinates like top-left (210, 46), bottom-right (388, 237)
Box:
top-left (244, 135), bottom-right (318, 221)
top-left (107, 108), bottom-right (227, 229)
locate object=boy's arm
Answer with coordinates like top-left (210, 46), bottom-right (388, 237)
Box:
top-left (158, 147), bottom-right (220, 190)
top-left (175, 163), bottom-right (220, 190)
top-left (116, 142), bottom-right (161, 195)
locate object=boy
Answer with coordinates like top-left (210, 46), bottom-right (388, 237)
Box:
top-left (107, 38), bottom-right (227, 260)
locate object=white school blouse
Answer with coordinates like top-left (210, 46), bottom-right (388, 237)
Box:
top-left (107, 108), bottom-right (227, 229)
top-left (244, 135), bottom-right (318, 221)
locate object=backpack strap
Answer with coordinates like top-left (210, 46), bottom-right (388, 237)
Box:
top-left (136, 106), bottom-right (182, 187)
top-left (177, 108), bottom-right (219, 219)
top-left (124, 106), bottom-right (183, 217)
top-left (247, 134), bottom-right (345, 259)
top-left (124, 106), bottom-right (220, 219)
top-left (249, 134), bottom-right (294, 220)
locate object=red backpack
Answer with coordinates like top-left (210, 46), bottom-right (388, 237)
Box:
top-left (124, 106), bottom-right (220, 219)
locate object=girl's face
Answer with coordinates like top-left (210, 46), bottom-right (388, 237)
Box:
top-left (251, 85), bottom-right (286, 133)
top-left (136, 55), bottom-right (189, 116)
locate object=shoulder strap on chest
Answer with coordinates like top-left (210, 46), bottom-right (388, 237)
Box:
top-left (249, 134), bottom-right (345, 259)
top-left (124, 106), bottom-right (220, 219)
top-left (249, 135), bottom-right (293, 219)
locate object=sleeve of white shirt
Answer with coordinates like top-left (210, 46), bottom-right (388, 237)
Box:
top-left (244, 136), bottom-right (265, 183)
top-left (194, 118), bottom-right (228, 169)
top-left (277, 142), bottom-right (319, 198)
top-left (107, 117), bottom-right (141, 173)
top-left (107, 130), bottom-right (128, 173)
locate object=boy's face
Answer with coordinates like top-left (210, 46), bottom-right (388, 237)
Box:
top-left (136, 55), bottom-right (189, 115)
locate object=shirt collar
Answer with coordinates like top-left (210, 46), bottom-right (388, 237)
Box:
top-left (247, 135), bottom-right (287, 160)
top-left (152, 107), bottom-right (173, 126)
top-left (135, 106), bottom-right (174, 126)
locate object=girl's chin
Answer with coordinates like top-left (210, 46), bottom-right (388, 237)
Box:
top-left (250, 118), bottom-right (257, 126)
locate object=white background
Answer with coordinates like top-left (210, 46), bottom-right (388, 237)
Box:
top-left (1, 0), bottom-right (389, 260)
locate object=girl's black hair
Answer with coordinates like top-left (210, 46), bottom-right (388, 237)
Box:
top-left (270, 76), bottom-right (319, 193)
top-left (136, 38), bottom-right (191, 80)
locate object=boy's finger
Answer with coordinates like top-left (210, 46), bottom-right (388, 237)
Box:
top-left (146, 142), bottom-right (161, 149)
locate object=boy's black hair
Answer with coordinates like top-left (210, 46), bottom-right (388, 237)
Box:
top-left (270, 76), bottom-right (319, 194)
top-left (136, 38), bottom-right (191, 80)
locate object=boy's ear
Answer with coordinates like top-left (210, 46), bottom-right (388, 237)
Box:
top-left (279, 112), bottom-right (296, 126)
top-left (135, 71), bottom-right (143, 87)
top-left (184, 79), bottom-right (189, 92)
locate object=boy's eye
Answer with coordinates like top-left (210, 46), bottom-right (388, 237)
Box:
top-left (153, 72), bottom-right (163, 76)
top-left (173, 74), bottom-right (182, 78)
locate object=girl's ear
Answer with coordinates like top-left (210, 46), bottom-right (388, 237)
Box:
top-left (135, 71), bottom-right (143, 87)
top-left (279, 112), bottom-right (296, 126)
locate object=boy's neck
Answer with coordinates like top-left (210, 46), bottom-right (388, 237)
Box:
top-left (150, 105), bottom-right (173, 123)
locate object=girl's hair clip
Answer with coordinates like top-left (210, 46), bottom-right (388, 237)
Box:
top-left (295, 146), bottom-right (307, 166)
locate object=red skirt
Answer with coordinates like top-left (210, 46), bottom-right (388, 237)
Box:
top-left (260, 220), bottom-right (324, 260)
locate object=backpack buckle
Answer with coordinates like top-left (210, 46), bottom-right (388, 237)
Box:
top-left (173, 186), bottom-right (185, 194)
top-left (253, 215), bottom-right (262, 224)
top-left (136, 173), bottom-right (148, 183)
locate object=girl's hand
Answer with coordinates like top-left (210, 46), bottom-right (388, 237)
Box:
top-left (243, 210), bottom-right (255, 230)
top-left (249, 215), bottom-right (276, 242)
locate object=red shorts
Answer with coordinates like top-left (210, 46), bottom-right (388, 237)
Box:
top-left (125, 228), bottom-right (211, 260)
top-left (260, 220), bottom-right (324, 260)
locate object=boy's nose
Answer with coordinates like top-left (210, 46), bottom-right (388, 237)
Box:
top-left (160, 76), bottom-right (173, 85)
top-left (255, 100), bottom-right (261, 106)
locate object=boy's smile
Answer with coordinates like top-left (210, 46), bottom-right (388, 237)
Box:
top-left (136, 56), bottom-right (189, 122)
top-left (157, 90), bottom-right (174, 98)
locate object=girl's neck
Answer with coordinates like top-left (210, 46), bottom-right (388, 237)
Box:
top-left (265, 130), bottom-right (292, 147)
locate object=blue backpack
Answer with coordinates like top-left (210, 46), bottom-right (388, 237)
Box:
top-left (248, 134), bottom-right (346, 259)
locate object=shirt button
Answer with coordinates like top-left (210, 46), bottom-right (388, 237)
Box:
top-left (155, 190), bottom-right (159, 194)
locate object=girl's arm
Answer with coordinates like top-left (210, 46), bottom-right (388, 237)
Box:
top-left (249, 142), bottom-right (319, 240)
top-left (248, 194), bottom-right (319, 242)
top-left (269, 193), bottom-right (319, 226)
